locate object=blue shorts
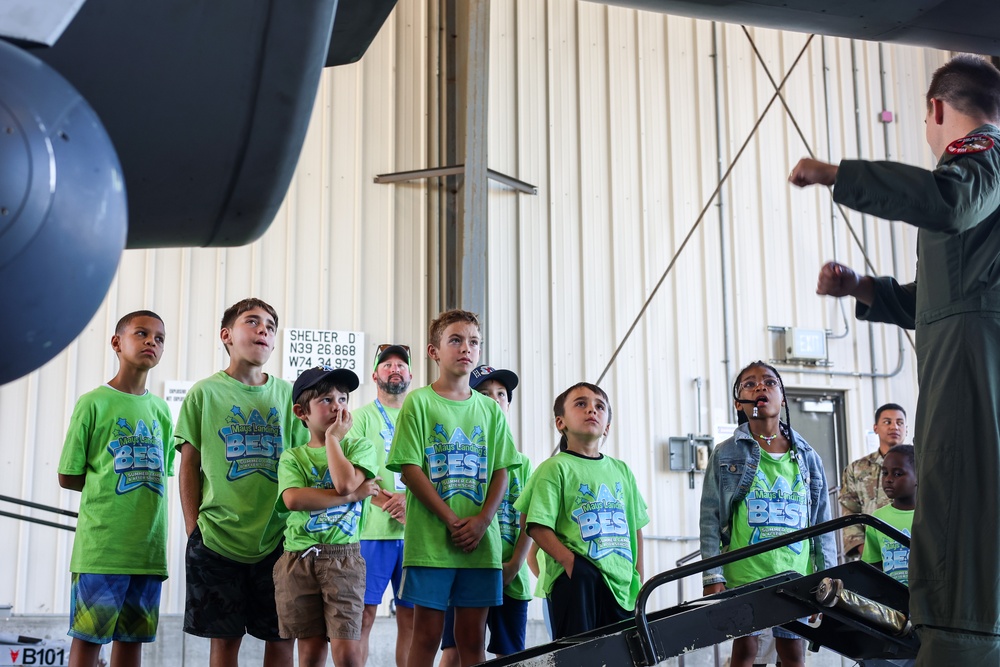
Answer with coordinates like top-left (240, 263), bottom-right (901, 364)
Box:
top-left (487, 595), bottom-right (529, 654)
top-left (399, 567), bottom-right (501, 611)
top-left (748, 622), bottom-right (804, 640)
top-left (441, 595), bottom-right (528, 654)
top-left (69, 573), bottom-right (162, 644)
top-left (771, 624), bottom-right (804, 640)
top-left (360, 540), bottom-right (413, 609)
top-left (441, 607), bottom-right (457, 650)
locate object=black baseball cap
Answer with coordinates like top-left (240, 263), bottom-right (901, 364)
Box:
top-left (373, 344), bottom-right (411, 372)
top-left (292, 366), bottom-right (360, 403)
top-left (470, 365), bottom-right (519, 403)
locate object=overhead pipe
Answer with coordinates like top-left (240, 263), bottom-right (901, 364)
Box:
top-left (791, 43), bottom-right (907, 384)
top-left (822, 35), bottom-right (851, 340)
top-left (712, 22), bottom-right (734, 417)
top-left (849, 40), bottom-right (881, 406)
top-left (777, 40), bottom-right (907, 382)
top-left (878, 44), bottom-right (908, 382)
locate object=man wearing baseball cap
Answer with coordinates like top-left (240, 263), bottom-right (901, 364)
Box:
top-left (348, 344), bottom-right (414, 666)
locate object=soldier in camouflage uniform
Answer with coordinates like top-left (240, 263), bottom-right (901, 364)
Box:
top-left (790, 54), bottom-right (1000, 665)
top-left (839, 404), bottom-right (907, 557)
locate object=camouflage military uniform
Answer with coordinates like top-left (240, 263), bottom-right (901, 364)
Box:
top-left (838, 450), bottom-right (888, 556)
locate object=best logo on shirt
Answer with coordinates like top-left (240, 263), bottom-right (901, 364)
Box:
top-left (425, 423), bottom-right (488, 503)
top-left (572, 482), bottom-right (634, 562)
top-left (221, 405), bottom-right (284, 481)
top-left (108, 417), bottom-right (166, 495)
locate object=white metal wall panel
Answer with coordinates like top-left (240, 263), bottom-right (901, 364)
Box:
top-left (0, 1), bottom-right (432, 615)
top-left (486, 0), bottom-right (941, 606)
top-left (1, 0), bottom-right (948, 621)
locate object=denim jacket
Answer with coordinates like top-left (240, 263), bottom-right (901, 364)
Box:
top-left (699, 423), bottom-right (837, 586)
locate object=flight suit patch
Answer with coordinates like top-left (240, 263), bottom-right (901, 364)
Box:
top-left (946, 134), bottom-right (995, 155)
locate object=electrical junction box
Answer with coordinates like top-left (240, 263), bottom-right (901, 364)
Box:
top-left (668, 434), bottom-right (713, 471)
top-left (669, 434), bottom-right (713, 489)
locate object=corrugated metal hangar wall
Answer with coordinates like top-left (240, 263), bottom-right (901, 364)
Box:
top-left (0, 0), bottom-right (942, 616)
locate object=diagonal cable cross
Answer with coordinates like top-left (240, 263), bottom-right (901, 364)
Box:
top-left (740, 28), bottom-right (914, 351)
top-left (596, 29), bottom-right (915, 386)
top-left (596, 32), bottom-right (814, 385)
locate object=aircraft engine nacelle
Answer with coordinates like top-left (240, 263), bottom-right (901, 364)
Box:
top-left (0, 38), bottom-right (126, 384)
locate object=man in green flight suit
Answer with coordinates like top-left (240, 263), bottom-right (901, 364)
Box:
top-left (789, 54), bottom-right (1000, 665)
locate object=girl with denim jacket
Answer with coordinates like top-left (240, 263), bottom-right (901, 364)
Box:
top-left (699, 362), bottom-right (837, 667)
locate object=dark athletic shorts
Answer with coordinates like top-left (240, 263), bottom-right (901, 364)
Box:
top-left (183, 527), bottom-right (284, 641)
top-left (549, 555), bottom-right (629, 639)
top-left (440, 594), bottom-right (528, 655)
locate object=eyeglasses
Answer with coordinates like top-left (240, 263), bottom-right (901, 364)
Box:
top-left (739, 378), bottom-right (780, 392)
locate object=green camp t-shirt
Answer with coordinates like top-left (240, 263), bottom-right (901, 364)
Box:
top-left (499, 453), bottom-right (533, 601)
top-left (514, 451), bottom-right (649, 610)
top-left (348, 400), bottom-right (406, 540)
top-left (58, 386), bottom-right (175, 577)
top-left (723, 450), bottom-right (810, 588)
top-left (276, 437), bottom-right (379, 550)
top-left (386, 386), bottom-right (520, 569)
top-left (533, 553), bottom-right (547, 598)
top-left (862, 504), bottom-right (913, 586)
top-left (174, 371), bottom-right (307, 563)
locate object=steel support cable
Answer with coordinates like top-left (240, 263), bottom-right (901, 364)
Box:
top-left (596, 33), bottom-right (814, 385)
top-left (741, 27), bottom-right (916, 355)
top-left (742, 27), bottom-right (884, 281)
top-left (596, 31), bottom-right (915, 388)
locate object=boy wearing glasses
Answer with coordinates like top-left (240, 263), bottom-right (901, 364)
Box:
top-left (176, 298), bottom-right (307, 667)
top-left (348, 344), bottom-right (415, 666)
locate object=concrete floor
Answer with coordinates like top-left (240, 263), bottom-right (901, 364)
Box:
top-left (2, 614), bottom-right (855, 666)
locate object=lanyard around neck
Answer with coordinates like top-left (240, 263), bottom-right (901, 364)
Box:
top-left (374, 398), bottom-right (395, 439)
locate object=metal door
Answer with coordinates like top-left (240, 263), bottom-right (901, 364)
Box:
top-left (784, 391), bottom-right (847, 492)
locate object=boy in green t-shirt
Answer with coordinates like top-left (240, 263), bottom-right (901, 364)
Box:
top-left (515, 382), bottom-right (648, 640)
top-left (386, 310), bottom-right (520, 667)
top-left (274, 366), bottom-right (381, 667)
top-left (58, 310), bottom-right (174, 667)
top-left (862, 444), bottom-right (916, 586)
top-left (175, 298), bottom-right (307, 667)
top-left (440, 365), bottom-right (533, 664)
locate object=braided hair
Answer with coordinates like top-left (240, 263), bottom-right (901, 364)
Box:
top-left (732, 360), bottom-right (793, 441)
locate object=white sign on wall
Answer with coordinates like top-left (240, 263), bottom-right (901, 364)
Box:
top-left (283, 328), bottom-right (365, 382)
top-left (865, 429), bottom-right (878, 450)
top-left (163, 380), bottom-right (195, 424)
